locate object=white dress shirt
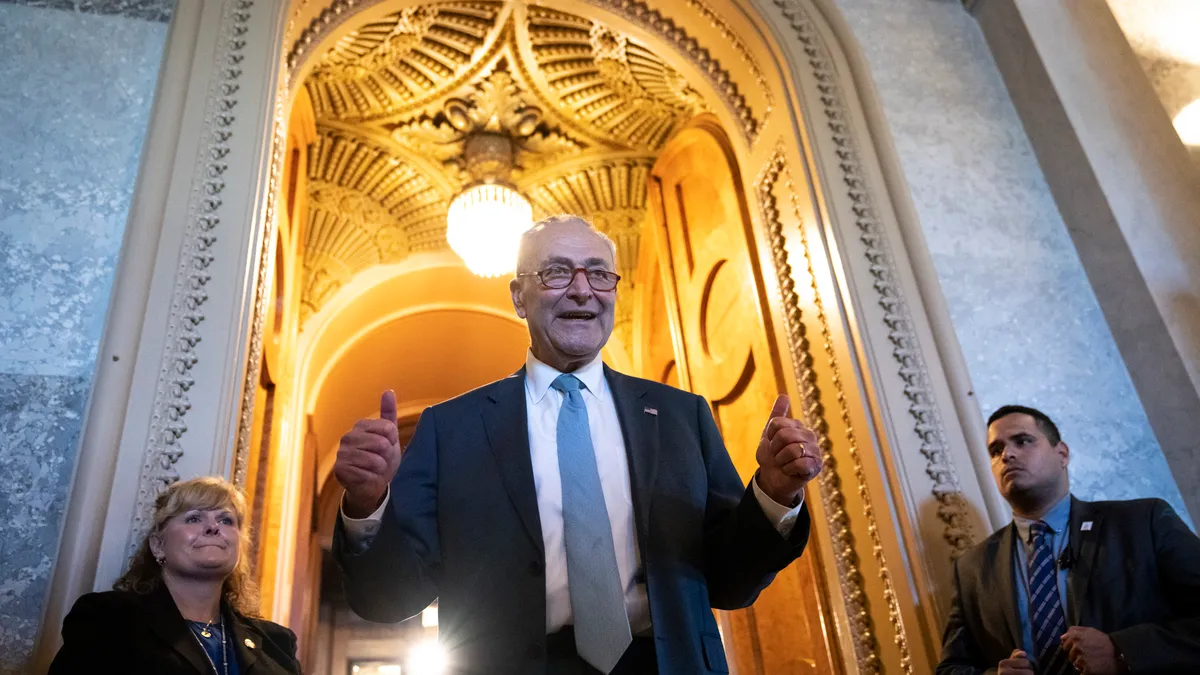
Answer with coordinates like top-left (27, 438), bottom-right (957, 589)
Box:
top-left (342, 351), bottom-right (804, 635)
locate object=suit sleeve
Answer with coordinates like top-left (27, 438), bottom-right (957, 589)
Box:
top-left (937, 560), bottom-right (991, 675)
top-left (1109, 499), bottom-right (1200, 671)
top-left (695, 395), bottom-right (811, 609)
top-left (48, 594), bottom-right (126, 672)
top-left (333, 406), bottom-right (441, 623)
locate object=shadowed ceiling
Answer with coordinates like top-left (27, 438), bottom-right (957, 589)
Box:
top-left (300, 1), bottom-right (707, 322)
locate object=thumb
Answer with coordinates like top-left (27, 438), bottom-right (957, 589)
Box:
top-left (762, 394), bottom-right (790, 439)
top-left (380, 390), bottom-right (398, 426)
top-left (769, 393), bottom-right (790, 420)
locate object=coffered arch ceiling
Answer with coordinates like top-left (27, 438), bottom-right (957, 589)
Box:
top-left (299, 1), bottom-right (723, 323)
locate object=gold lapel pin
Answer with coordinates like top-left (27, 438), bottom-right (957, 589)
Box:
top-left (244, 638), bottom-right (256, 649)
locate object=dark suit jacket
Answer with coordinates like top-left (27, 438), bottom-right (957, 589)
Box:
top-left (334, 366), bottom-right (811, 675)
top-left (938, 496), bottom-right (1200, 675)
top-left (48, 585), bottom-right (300, 675)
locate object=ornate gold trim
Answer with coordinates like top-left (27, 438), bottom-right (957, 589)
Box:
top-left (758, 149), bottom-right (888, 674)
top-left (288, 0), bottom-right (760, 142)
top-left (233, 81), bottom-right (291, 489)
top-left (577, 0), bottom-right (760, 143)
top-left (683, 0), bottom-right (772, 137)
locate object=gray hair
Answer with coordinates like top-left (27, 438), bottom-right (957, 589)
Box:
top-left (515, 214), bottom-right (617, 274)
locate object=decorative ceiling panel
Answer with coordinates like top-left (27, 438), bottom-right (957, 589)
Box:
top-left (307, 2), bottom-right (507, 121)
top-left (299, 1), bottom-right (718, 321)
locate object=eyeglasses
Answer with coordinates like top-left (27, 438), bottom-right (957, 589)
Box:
top-left (518, 266), bottom-right (621, 291)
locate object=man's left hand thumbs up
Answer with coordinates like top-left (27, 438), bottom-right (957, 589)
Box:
top-left (754, 394), bottom-right (823, 505)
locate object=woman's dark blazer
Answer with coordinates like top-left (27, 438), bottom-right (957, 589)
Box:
top-left (48, 584), bottom-right (300, 674)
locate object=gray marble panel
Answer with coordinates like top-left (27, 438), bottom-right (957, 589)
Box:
top-left (829, 0), bottom-right (1190, 523)
top-left (0, 4), bottom-right (169, 377)
top-left (0, 4), bottom-right (170, 670)
top-left (0, 373), bottom-right (88, 674)
top-left (0, 0), bottom-right (173, 22)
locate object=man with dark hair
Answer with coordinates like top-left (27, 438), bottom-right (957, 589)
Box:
top-left (986, 405), bottom-right (1061, 446)
top-left (938, 405), bottom-right (1200, 675)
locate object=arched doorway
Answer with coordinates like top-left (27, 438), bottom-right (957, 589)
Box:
top-left (37, 1), bottom-right (998, 672)
top-left (251, 1), bottom-right (942, 672)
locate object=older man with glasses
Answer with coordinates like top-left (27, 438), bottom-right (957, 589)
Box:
top-left (332, 214), bottom-right (823, 675)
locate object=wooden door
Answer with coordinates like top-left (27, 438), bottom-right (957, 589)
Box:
top-left (644, 116), bottom-right (837, 675)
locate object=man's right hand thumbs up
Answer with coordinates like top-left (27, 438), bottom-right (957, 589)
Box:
top-left (335, 390), bottom-right (403, 518)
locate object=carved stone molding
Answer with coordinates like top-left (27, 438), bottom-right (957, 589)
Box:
top-left (127, 0), bottom-right (257, 555)
top-left (757, 149), bottom-right (888, 675)
top-left (772, 0), bottom-right (978, 560)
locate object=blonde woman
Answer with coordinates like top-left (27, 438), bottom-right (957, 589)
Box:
top-left (50, 477), bottom-right (300, 674)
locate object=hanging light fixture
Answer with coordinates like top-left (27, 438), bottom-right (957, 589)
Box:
top-left (445, 131), bottom-right (533, 277)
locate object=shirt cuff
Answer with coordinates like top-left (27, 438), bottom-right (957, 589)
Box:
top-left (751, 477), bottom-right (805, 539)
top-left (340, 487), bottom-right (390, 552)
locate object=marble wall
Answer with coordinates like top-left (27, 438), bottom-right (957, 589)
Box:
top-left (0, 1), bottom-right (173, 669)
top-left (827, 0), bottom-right (1190, 524)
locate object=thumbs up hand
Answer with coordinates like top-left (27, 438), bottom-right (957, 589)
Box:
top-left (754, 394), bottom-right (822, 506)
top-left (334, 390), bottom-right (404, 518)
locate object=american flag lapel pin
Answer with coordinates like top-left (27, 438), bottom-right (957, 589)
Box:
top-left (1081, 521), bottom-right (1093, 532)
top-left (644, 406), bottom-right (658, 416)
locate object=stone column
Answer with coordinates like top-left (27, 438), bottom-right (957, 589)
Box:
top-left (971, 0), bottom-right (1200, 519)
top-left (34, 0), bottom-right (288, 667)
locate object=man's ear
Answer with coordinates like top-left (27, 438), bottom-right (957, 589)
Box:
top-left (1057, 441), bottom-right (1070, 468)
top-left (510, 278), bottom-right (527, 319)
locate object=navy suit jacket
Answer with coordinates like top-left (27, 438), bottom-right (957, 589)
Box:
top-left (938, 497), bottom-right (1200, 675)
top-left (334, 365), bottom-right (811, 674)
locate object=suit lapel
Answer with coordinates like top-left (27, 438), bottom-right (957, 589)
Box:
top-left (481, 369), bottom-right (545, 556)
top-left (1069, 497), bottom-right (1102, 624)
top-left (993, 524), bottom-right (1024, 650)
top-left (145, 585), bottom-right (216, 675)
top-left (227, 610), bottom-right (262, 672)
top-left (605, 366), bottom-right (658, 545)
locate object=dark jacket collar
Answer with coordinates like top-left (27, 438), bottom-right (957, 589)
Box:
top-left (145, 582), bottom-right (268, 673)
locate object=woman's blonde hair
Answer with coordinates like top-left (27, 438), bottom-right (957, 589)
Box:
top-left (114, 476), bottom-right (260, 617)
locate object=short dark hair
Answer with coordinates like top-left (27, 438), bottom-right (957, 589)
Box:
top-left (987, 405), bottom-right (1062, 446)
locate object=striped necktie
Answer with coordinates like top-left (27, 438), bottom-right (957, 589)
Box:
top-left (551, 374), bottom-right (632, 673)
top-left (1028, 521), bottom-right (1071, 674)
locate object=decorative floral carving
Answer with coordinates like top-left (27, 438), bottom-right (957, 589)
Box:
top-left (758, 149), bottom-right (885, 674)
top-left (772, 0), bottom-right (977, 565)
top-left (128, 0), bottom-right (256, 556)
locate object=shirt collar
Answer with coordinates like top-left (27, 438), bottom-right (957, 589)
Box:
top-left (524, 350), bottom-right (607, 404)
top-left (1013, 492), bottom-right (1072, 543)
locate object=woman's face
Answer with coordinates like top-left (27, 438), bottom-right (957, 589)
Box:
top-left (151, 507), bottom-right (240, 580)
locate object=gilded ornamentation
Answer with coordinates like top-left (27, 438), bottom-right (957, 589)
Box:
top-left (773, 0), bottom-right (977, 563)
top-left (388, 66), bottom-right (585, 183)
top-left (129, 0), bottom-right (256, 555)
top-left (233, 77), bottom-right (291, 487)
top-left (757, 149), bottom-right (884, 674)
top-left (293, 3), bottom-right (712, 320)
top-left (576, 0), bottom-right (760, 142)
top-left (305, 2), bottom-right (506, 121)
top-left (301, 128), bottom-right (450, 319)
top-left (524, 7), bottom-right (701, 150)
top-left (683, 0), bottom-right (773, 134)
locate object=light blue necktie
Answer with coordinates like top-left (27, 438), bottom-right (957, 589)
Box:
top-left (551, 374), bottom-right (632, 673)
top-left (1029, 522), bottom-right (1071, 675)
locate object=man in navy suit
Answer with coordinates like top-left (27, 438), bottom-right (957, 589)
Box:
top-left (937, 405), bottom-right (1200, 675)
top-left (333, 214), bottom-right (823, 674)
